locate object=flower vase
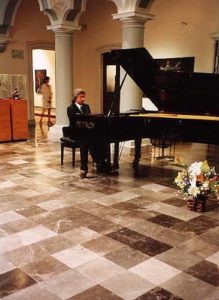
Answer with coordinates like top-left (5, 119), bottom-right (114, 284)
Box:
top-left (187, 194), bottom-right (207, 212)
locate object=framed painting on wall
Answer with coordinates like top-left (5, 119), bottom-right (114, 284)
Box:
top-left (155, 57), bottom-right (195, 73)
top-left (35, 69), bottom-right (46, 93)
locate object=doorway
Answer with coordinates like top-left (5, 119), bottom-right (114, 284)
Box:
top-left (32, 49), bottom-right (56, 125)
top-left (102, 52), bottom-right (120, 115)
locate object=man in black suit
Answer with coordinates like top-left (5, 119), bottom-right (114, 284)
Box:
top-left (67, 89), bottom-right (110, 178)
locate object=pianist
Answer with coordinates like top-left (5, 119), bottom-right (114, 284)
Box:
top-left (67, 89), bottom-right (112, 178)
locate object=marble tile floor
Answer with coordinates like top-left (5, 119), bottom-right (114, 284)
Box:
top-left (0, 124), bottom-right (219, 299)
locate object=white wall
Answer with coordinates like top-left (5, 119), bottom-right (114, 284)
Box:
top-left (32, 49), bottom-right (56, 108)
top-left (145, 0), bottom-right (219, 72)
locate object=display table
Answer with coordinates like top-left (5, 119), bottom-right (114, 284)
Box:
top-left (0, 99), bottom-right (12, 142)
top-left (0, 99), bottom-right (28, 142)
top-left (10, 99), bottom-right (28, 140)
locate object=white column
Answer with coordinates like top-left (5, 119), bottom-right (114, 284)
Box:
top-left (48, 29), bottom-right (73, 141)
top-left (112, 12), bottom-right (153, 149)
top-left (120, 17), bottom-right (145, 112)
top-left (55, 30), bottom-right (73, 125)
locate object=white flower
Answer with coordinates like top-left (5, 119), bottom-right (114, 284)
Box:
top-left (188, 162), bottom-right (202, 176)
top-left (190, 176), bottom-right (197, 188)
top-left (188, 186), bottom-right (200, 197)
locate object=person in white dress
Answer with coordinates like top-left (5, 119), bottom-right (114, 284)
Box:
top-left (39, 76), bottom-right (54, 126)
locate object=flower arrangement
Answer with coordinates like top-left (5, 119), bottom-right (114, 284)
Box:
top-left (175, 160), bottom-right (219, 198)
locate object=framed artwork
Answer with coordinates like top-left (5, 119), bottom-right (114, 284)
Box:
top-left (35, 69), bottom-right (46, 93)
top-left (155, 57), bottom-right (195, 73)
top-left (12, 49), bottom-right (24, 59)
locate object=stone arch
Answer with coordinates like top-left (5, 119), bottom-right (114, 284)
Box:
top-left (137, 0), bottom-right (155, 10)
top-left (0, 0), bottom-right (23, 34)
top-left (108, 0), bottom-right (155, 14)
top-left (37, 0), bottom-right (86, 27)
top-left (0, 0), bottom-right (24, 51)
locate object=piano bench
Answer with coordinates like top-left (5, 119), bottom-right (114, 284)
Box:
top-left (60, 137), bottom-right (79, 167)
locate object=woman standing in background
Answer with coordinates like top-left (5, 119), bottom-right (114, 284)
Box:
top-left (39, 76), bottom-right (54, 126)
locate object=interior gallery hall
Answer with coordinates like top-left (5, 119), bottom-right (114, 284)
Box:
top-left (0, 0), bottom-right (219, 299)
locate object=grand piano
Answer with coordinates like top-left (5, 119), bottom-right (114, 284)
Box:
top-left (68, 48), bottom-right (219, 167)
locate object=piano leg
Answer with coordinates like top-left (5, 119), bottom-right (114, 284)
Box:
top-left (133, 138), bottom-right (141, 168)
top-left (113, 142), bottom-right (120, 169)
top-left (112, 139), bottom-right (142, 169)
top-left (106, 144), bottom-right (112, 167)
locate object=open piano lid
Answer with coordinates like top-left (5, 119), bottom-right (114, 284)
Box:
top-left (111, 47), bottom-right (159, 96)
top-left (111, 47), bottom-right (219, 115)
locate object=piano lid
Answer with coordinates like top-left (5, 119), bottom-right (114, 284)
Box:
top-left (110, 47), bottom-right (159, 96)
top-left (111, 47), bottom-right (219, 115)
